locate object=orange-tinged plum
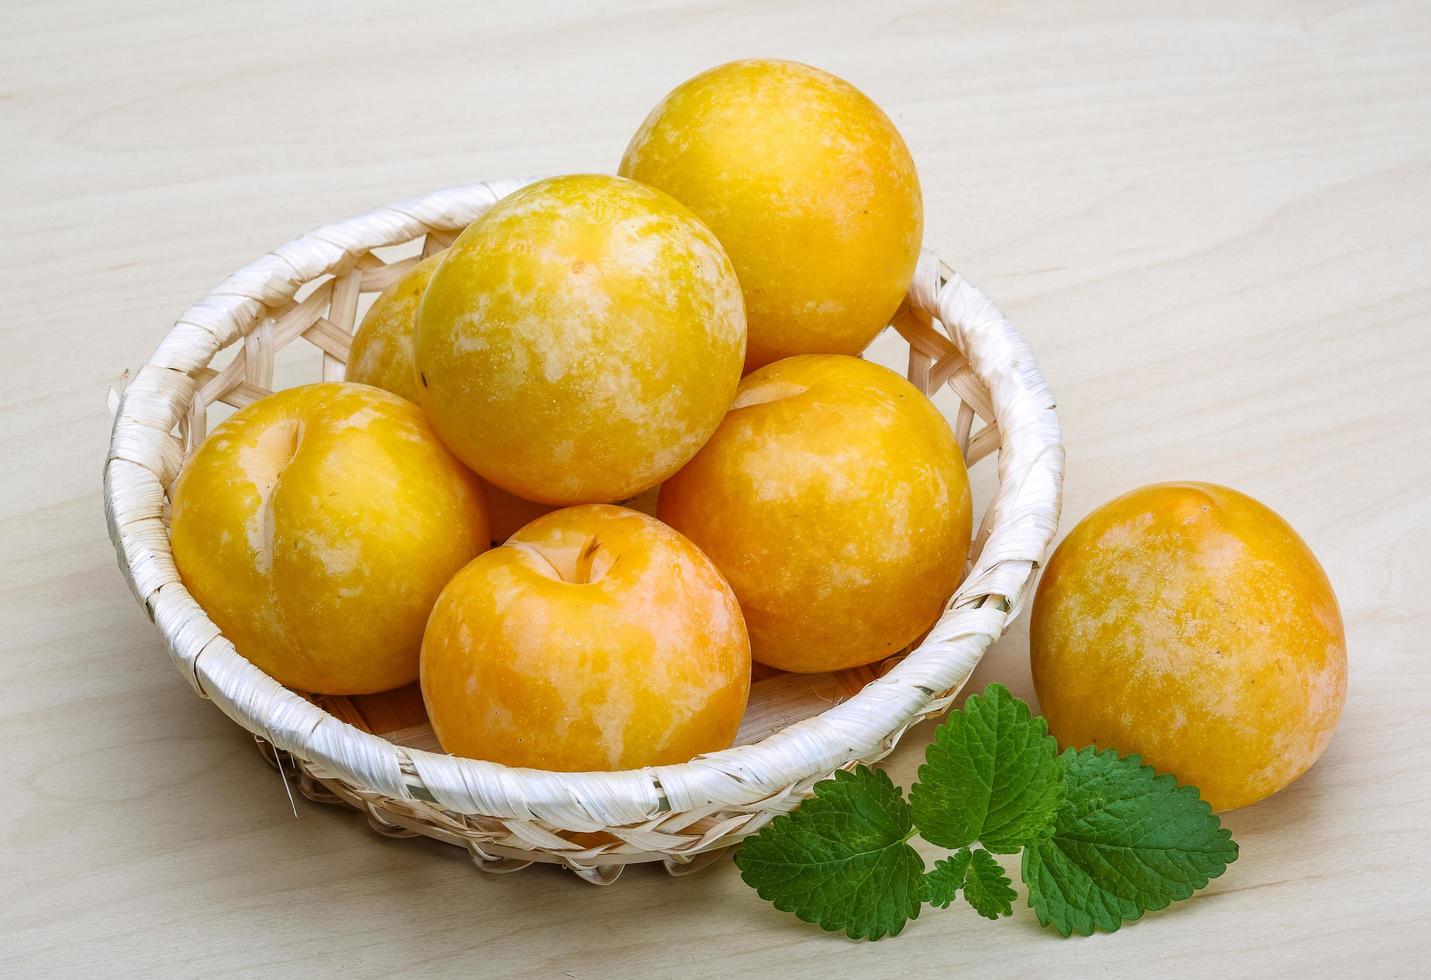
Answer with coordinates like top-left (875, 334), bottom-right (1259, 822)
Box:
top-left (658, 355), bottom-right (972, 673)
top-left (170, 383), bottom-right (488, 694)
top-left (1030, 482), bottom-right (1347, 811)
top-left (345, 254), bottom-right (555, 541)
top-left (420, 505), bottom-right (751, 770)
top-left (620, 59), bottom-right (922, 371)
top-left (414, 174), bottom-right (746, 505)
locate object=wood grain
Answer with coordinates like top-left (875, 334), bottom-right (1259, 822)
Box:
top-left (3, 0), bottom-right (1429, 975)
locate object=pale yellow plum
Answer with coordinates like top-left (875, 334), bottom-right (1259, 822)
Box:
top-left (414, 174), bottom-right (746, 505)
top-left (345, 253), bottom-right (441, 402)
top-left (345, 254), bottom-right (555, 539)
top-left (1030, 483), bottom-right (1348, 811)
top-left (658, 355), bottom-right (972, 673)
top-left (620, 59), bottom-right (922, 371)
top-left (421, 505), bottom-right (751, 771)
top-left (170, 383), bottom-right (488, 694)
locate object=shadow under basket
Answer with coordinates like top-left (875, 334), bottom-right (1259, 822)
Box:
top-left (104, 178), bottom-right (1064, 884)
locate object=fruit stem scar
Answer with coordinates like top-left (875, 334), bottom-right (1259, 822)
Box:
top-left (509, 542), bottom-right (565, 581)
top-left (509, 539), bottom-right (609, 585)
top-left (286, 419), bottom-right (303, 463)
top-left (730, 379), bottom-right (808, 410)
top-left (574, 536), bottom-right (602, 584)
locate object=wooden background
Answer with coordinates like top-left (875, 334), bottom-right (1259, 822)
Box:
top-left (3, 0), bottom-right (1428, 975)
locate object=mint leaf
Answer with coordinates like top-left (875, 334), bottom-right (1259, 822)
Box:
top-left (1023, 747), bottom-right (1239, 937)
top-left (734, 766), bottom-right (925, 941)
top-left (910, 683), bottom-right (1064, 852)
top-left (923, 848), bottom-right (972, 908)
top-left (962, 848), bottom-right (1017, 919)
top-left (925, 847), bottom-right (1016, 919)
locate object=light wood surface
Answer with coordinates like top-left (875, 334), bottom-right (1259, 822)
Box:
top-left (4, 1), bottom-right (1429, 975)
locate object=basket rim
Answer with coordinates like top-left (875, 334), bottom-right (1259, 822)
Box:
top-left (104, 178), bottom-right (1064, 828)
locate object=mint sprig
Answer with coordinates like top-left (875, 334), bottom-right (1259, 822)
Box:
top-left (735, 684), bottom-right (1237, 940)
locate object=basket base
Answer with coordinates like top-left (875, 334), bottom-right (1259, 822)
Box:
top-left (256, 656), bottom-right (904, 883)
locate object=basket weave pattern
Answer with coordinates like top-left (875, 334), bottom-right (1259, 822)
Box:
top-left (104, 179), bottom-right (1063, 883)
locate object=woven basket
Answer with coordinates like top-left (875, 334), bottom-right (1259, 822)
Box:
top-left (104, 178), bottom-right (1064, 884)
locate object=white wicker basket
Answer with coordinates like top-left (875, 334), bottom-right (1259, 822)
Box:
top-left (104, 178), bottom-right (1064, 884)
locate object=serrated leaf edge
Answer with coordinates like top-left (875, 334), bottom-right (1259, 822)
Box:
top-left (1022, 745), bottom-right (1240, 937)
top-left (733, 766), bottom-right (925, 942)
top-left (922, 848), bottom-right (973, 909)
top-left (961, 847), bottom-right (1017, 920)
top-left (910, 683), bottom-right (1065, 853)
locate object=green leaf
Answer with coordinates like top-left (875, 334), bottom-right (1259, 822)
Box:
top-left (925, 847), bottom-right (1017, 919)
top-left (733, 766), bottom-right (925, 941)
top-left (1023, 747), bottom-right (1240, 937)
top-left (923, 848), bottom-right (972, 908)
top-left (962, 848), bottom-right (1017, 919)
top-left (910, 683), bottom-right (1064, 853)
